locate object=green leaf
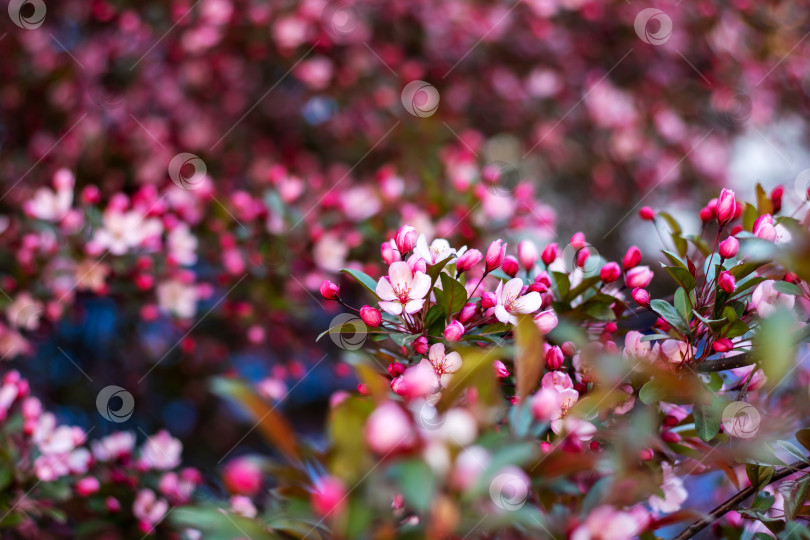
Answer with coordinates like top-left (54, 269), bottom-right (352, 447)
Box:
top-left (639, 378), bottom-right (667, 405)
top-left (438, 273), bottom-right (468, 318)
top-left (772, 281), bottom-right (803, 296)
top-left (774, 440), bottom-right (809, 464)
top-left (664, 266), bottom-right (696, 292)
top-left (567, 276), bottom-right (602, 302)
top-left (580, 300), bottom-right (616, 321)
top-left (658, 212), bottom-right (683, 235)
top-left (692, 310), bottom-right (728, 330)
top-left (551, 272), bottom-right (570, 302)
top-left (388, 460), bottom-right (437, 513)
top-left (662, 250), bottom-right (688, 269)
top-left (724, 319), bottom-right (750, 339)
top-left (341, 268), bottom-right (379, 297)
top-left (674, 288), bottom-right (690, 322)
top-left (694, 400), bottom-right (721, 442)
top-left (390, 333), bottom-right (418, 347)
top-left (783, 476), bottom-right (810, 521)
top-left (425, 256), bottom-right (452, 284)
top-left (756, 183), bottom-right (774, 215)
top-left (780, 522), bottom-right (810, 539)
top-left (743, 203), bottom-right (758, 232)
top-left (751, 491), bottom-right (776, 511)
top-left (650, 299), bottom-right (690, 336)
top-left (746, 464), bottom-right (775, 490)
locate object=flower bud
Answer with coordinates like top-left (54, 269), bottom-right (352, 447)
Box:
top-left (76, 477), bottom-right (100, 496)
top-left (502, 256), bottom-right (519, 277)
top-left (753, 214), bottom-right (776, 241)
top-left (311, 476), bottom-right (347, 518)
top-left (456, 249), bottom-right (483, 273)
top-left (381, 241), bottom-right (399, 265)
top-left (394, 225), bottom-right (417, 255)
top-left (661, 430), bottom-right (681, 444)
top-left (485, 240), bottom-right (506, 272)
top-left (599, 262), bottom-right (621, 283)
top-left (223, 457), bottom-right (263, 496)
top-left (517, 240), bottom-right (538, 272)
top-left (716, 189), bottom-right (736, 224)
top-left (444, 320), bottom-right (464, 342)
top-left (541, 243), bottom-right (558, 266)
top-left (530, 388), bottom-right (558, 421)
top-left (458, 303), bottom-right (477, 324)
top-left (639, 207), bottom-right (655, 221)
top-left (388, 362), bottom-right (405, 377)
top-left (718, 236), bottom-right (739, 259)
top-left (413, 336), bottom-right (429, 354)
top-left (320, 280), bottom-right (339, 300)
top-left (712, 338), bottom-right (733, 353)
top-left (631, 288), bottom-right (650, 307)
top-left (718, 271), bottom-right (736, 293)
top-left (360, 305), bottom-right (382, 327)
top-left (481, 292), bottom-right (497, 308)
top-left (545, 345), bottom-right (564, 370)
top-left (493, 360), bottom-right (509, 378)
top-left (622, 246), bottom-right (642, 270)
top-left (533, 309), bottom-right (558, 335)
top-left (625, 266), bottom-right (653, 289)
top-left (699, 207), bottom-right (714, 222)
top-left (639, 448), bottom-right (654, 461)
top-left (771, 185), bottom-right (784, 213)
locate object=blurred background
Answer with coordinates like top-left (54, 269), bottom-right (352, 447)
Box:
top-left (2, 0), bottom-right (810, 478)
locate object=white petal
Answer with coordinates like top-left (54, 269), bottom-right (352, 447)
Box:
top-left (379, 301), bottom-right (403, 315)
top-left (429, 343), bottom-right (445, 363)
top-left (494, 305), bottom-right (511, 324)
top-left (503, 278), bottom-right (524, 300)
top-left (404, 299), bottom-right (425, 314)
top-left (388, 261), bottom-right (413, 288)
top-left (409, 272), bottom-right (432, 300)
top-left (443, 352), bottom-right (462, 373)
top-left (513, 291), bottom-right (542, 314)
top-left (376, 277), bottom-right (397, 301)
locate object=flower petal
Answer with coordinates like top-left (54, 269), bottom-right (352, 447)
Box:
top-left (376, 277), bottom-right (397, 301)
top-left (494, 305), bottom-right (511, 324)
top-left (403, 299), bottom-right (425, 314)
top-left (512, 291), bottom-right (542, 314)
top-left (388, 261), bottom-right (413, 288)
top-left (409, 272), bottom-right (432, 300)
top-left (443, 352), bottom-right (462, 373)
top-left (379, 301), bottom-right (403, 315)
top-left (428, 343), bottom-right (445, 364)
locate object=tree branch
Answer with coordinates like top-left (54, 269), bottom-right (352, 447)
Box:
top-left (672, 460), bottom-right (810, 540)
top-left (696, 353), bottom-right (755, 372)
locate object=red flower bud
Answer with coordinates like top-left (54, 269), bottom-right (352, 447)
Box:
top-left (394, 225), bottom-right (417, 255)
top-left (458, 303), bottom-right (477, 324)
top-left (712, 338), bottom-right (733, 353)
top-left (517, 240), bottom-right (538, 272)
top-left (718, 236), bottom-right (739, 259)
top-left (360, 305), bottom-right (382, 327)
top-left (545, 345), bottom-right (564, 370)
top-left (599, 262), bottom-right (621, 283)
top-left (387, 362), bottom-right (405, 377)
top-left (718, 271), bottom-right (736, 293)
top-left (485, 240), bottom-right (507, 272)
top-left (320, 280), bottom-right (339, 300)
top-left (622, 246), bottom-right (642, 270)
top-left (502, 256), bottom-right (519, 277)
top-left (541, 243), bottom-right (558, 266)
top-left (639, 206), bottom-right (655, 221)
top-left (456, 249), bottom-right (483, 272)
top-left (631, 288), bottom-right (650, 307)
top-left (716, 189), bottom-right (736, 224)
top-left (413, 336), bottom-right (429, 354)
top-left (444, 320), bottom-right (465, 342)
top-left (481, 292), bottom-right (497, 308)
top-left (699, 207), bottom-right (714, 222)
top-left (661, 430), bottom-right (681, 443)
top-left (771, 185), bottom-right (784, 213)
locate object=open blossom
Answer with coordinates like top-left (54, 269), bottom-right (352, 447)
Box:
top-left (156, 280), bottom-right (198, 318)
top-left (751, 280), bottom-right (795, 317)
top-left (571, 505), bottom-right (641, 540)
top-left (167, 224), bottom-right (198, 265)
top-left (93, 209), bottom-right (163, 255)
top-left (413, 235), bottom-right (459, 265)
top-left (753, 214), bottom-right (776, 241)
top-left (623, 331), bottom-right (660, 363)
top-left (494, 278), bottom-right (542, 325)
top-left (140, 430), bottom-right (182, 470)
top-left (375, 261), bottom-right (431, 315)
top-left (364, 401), bottom-right (416, 454)
top-left (660, 340), bottom-right (693, 364)
top-left (133, 489), bottom-right (169, 528)
top-left (427, 343), bottom-right (462, 387)
top-left (92, 431), bottom-right (136, 461)
top-left (648, 463), bottom-right (688, 514)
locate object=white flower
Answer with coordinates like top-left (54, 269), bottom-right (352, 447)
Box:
top-left (167, 224), bottom-right (198, 266)
top-left (649, 462), bottom-right (688, 514)
top-left (92, 431), bottom-right (136, 461)
top-left (427, 343), bottom-right (462, 387)
top-left (494, 278), bottom-right (542, 325)
top-left (412, 235), bottom-right (461, 265)
top-left (140, 430), bottom-right (182, 470)
top-left (376, 261), bottom-right (431, 315)
top-left (93, 210), bottom-right (163, 255)
top-left (157, 280), bottom-right (198, 318)
top-left (751, 280), bottom-right (795, 318)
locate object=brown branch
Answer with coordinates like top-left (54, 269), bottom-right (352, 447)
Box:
top-left (672, 460), bottom-right (810, 540)
top-left (696, 353), bottom-right (755, 372)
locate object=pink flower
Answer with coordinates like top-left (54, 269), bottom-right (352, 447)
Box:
top-left (451, 446), bottom-right (490, 491)
top-left (541, 242), bottom-right (558, 266)
top-left (76, 476), bottom-right (100, 496)
top-left (229, 495), bottom-right (258, 518)
top-left (631, 288), bottom-right (650, 307)
top-left (648, 463), bottom-right (688, 514)
top-left (311, 476), bottom-right (347, 517)
top-left (133, 489), bottom-right (169, 528)
top-left (622, 246), bottom-right (641, 270)
top-left (427, 343), bottom-right (462, 387)
top-left (375, 261), bottom-right (431, 315)
top-left (545, 344), bottom-right (564, 370)
top-left (494, 278), bottom-right (542, 325)
top-left (718, 271), bottom-right (736, 293)
top-left (623, 331), bottom-right (660, 363)
top-left (660, 340), bottom-right (693, 365)
top-left (140, 430), bottom-right (182, 470)
top-left (493, 360), bottom-right (509, 378)
top-left (320, 280), bottom-right (340, 300)
top-left (360, 305), bottom-right (382, 327)
top-left (485, 240), bottom-right (507, 272)
top-left (571, 505), bottom-right (641, 540)
top-left (533, 309), bottom-right (558, 334)
top-left (456, 249), bottom-right (483, 272)
top-left (413, 236), bottom-right (458, 265)
top-left (753, 214), bottom-right (776, 241)
top-left (751, 280), bottom-right (795, 317)
top-left (458, 303), bottom-right (477, 323)
top-left (502, 255), bottom-right (519, 277)
top-left (92, 432), bottom-right (136, 462)
top-left (718, 236), bottom-right (739, 259)
top-left (443, 320), bottom-right (465, 342)
top-left (639, 207), bottom-right (655, 221)
top-left (394, 225), bottom-right (417, 254)
top-left (223, 457), bottom-right (263, 495)
top-left (716, 188), bottom-right (736, 224)
top-left (517, 240), bottom-right (538, 271)
top-left (413, 336), bottom-right (429, 354)
top-left (625, 266), bottom-right (653, 289)
top-left (364, 401), bottom-right (416, 454)
top-left (600, 262), bottom-right (621, 283)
